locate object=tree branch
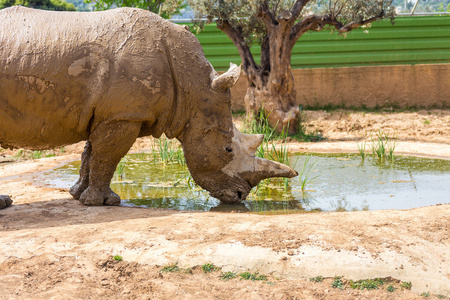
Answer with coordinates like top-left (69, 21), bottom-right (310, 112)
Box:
top-left (290, 11), bottom-right (385, 47)
top-left (338, 13), bottom-right (383, 32)
top-left (257, 1), bottom-right (277, 29)
top-left (290, 0), bottom-right (311, 20)
top-left (216, 20), bottom-right (259, 79)
top-left (290, 15), bottom-right (339, 45)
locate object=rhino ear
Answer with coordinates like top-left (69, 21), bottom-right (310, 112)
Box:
top-left (212, 63), bottom-right (241, 91)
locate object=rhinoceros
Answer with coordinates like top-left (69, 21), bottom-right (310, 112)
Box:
top-left (0, 6), bottom-right (297, 209)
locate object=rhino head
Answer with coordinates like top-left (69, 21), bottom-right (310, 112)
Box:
top-left (179, 63), bottom-right (298, 204)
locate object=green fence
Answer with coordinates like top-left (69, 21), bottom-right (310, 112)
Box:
top-left (191, 16), bottom-right (450, 71)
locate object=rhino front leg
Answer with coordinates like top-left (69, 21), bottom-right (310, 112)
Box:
top-left (79, 121), bottom-right (141, 206)
top-left (0, 195), bottom-right (13, 209)
top-left (69, 140), bottom-right (92, 200)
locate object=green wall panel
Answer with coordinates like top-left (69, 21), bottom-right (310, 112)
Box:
top-left (188, 16), bottom-right (450, 70)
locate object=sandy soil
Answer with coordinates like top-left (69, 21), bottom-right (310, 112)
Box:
top-left (0, 110), bottom-right (449, 299)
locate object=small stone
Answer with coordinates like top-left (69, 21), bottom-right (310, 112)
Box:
top-left (281, 256), bottom-right (288, 261)
top-left (0, 195), bottom-right (13, 209)
top-left (287, 250), bottom-right (294, 256)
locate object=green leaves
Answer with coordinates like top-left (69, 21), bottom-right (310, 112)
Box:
top-left (190, 0), bottom-right (396, 47)
top-left (85, 0), bottom-right (186, 19)
top-left (0, 0), bottom-right (76, 10)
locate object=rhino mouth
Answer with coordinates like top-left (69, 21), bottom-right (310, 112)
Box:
top-left (209, 181), bottom-right (251, 204)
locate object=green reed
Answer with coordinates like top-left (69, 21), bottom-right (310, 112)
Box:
top-left (369, 130), bottom-right (398, 161)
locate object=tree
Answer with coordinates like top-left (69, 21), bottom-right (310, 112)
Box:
top-left (189, 0), bottom-right (396, 134)
top-left (0, 0), bottom-right (76, 10)
top-left (437, 2), bottom-right (450, 12)
top-left (85, 0), bottom-right (186, 18)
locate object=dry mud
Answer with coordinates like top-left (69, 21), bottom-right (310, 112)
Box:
top-left (0, 110), bottom-right (449, 299)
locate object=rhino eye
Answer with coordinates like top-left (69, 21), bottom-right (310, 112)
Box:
top-left (224, 147), bottom-right (233, 153)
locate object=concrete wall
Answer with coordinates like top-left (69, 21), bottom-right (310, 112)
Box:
top-left (230, 64), bottom-right (450, 111)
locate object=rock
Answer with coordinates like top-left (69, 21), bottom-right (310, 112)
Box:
top-left (0, 195), bottom-right (13, 209)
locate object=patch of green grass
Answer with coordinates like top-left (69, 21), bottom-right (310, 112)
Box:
top-left (232, 109), bottom-right (246, 116)
top-left (297, 155), bottom-right (319, 191)
top-left (112, 255), bottom-right (122, 261)
top-left (244, 108), bottom-right (323, 142)
top-left (331, 276), bottom-right (344, 289)
top-left (202, 263), bottom-right (218, 273)
top-left (423, 119), bottom-right (430, 125)
top-left (160, 263), bottom-right (180, 273)
top-left (151, 135), bottom-right (185, 166)
top-left (400, 281), bottom-right (412, 290)
top-left (239, 271), bottom-right (268, 281)
top-left (267, 140), bottom-right (290, 166)
top-left (309, 276), bottom-right (324, 283)
top-left (289, 119), bottom-right (324, 142)
top-left (387, 285), bottom-right (396, 292)
top-left (220, 271), bottom-right (237, 281)
top-left (349, 278), bottom-right (384, 290)
top-left (31, 151), bottom-right (43, 159)
top-left (369, 130), bottom-right (398, 161)
top-left (14, 149), bottom-right (25, 158)
top-left (244, 108), bottom-right (276, 138)
top-left (420, 291), bottom-right (430, 297)
top-left (356, 139), bottom-right (367, 159)
top-left (115, 157), bottom-right (128, 179)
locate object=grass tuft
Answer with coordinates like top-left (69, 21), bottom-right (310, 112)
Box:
top-left (400, 281), bottom-right (412, 290)
top-left (152, 135), bottom-right (185, 166)
top-left (309, 276), bottom-right (324, 283)
top-left (369, 130), bottom-right (398, 161)
top-left (115, 157), bottom-right (128, 180)
top-left (387, 285), bottom-right (396, 292)
top-left (160, 263), bottom-right (180, 273)
top-left (201, 263), bottom-right (219, 273)
top-left (331, 276), bottom-right (344, 289)
top-left (356, 139), bottom-right (366, 159)
top-left (297, 155), bottom-right (319, 191)
top-left (220, 271), bottom-right (237, 281)
top-left (349, 278), bottom-right (384, 290)
top-left (239, 271), bottom-right (268, 281)
top-left (112, 255), bottom-right (122, 261)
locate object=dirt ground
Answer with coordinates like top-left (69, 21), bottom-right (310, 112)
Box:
top-left (0, 110), bottom-right (449, 299)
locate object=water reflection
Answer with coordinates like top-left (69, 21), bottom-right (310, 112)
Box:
top-left (44, 153), bottom-right (450, 214)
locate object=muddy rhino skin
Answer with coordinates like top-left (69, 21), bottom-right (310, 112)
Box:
top-left (0, 6), bottom-right (297, 208)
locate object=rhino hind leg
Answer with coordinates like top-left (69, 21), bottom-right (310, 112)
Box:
top-left (78, 121), bottom-right (141, 206)
top-left (70, 141), bottom-right (92, 200)
top-left (0, 195), bottom-right (13, 209)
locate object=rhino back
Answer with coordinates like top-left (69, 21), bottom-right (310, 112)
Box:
top-left (0, 7), bottom-right (207, 149)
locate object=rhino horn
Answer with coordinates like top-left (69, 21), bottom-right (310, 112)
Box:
top-left (240, 132), bottom-right (264, 155)
top-left (212, 63), bottom-right (241, 91)
top-left (247, 157), bottom-right (298, 186)
top-left (235, 129), bottom-right (298, 186)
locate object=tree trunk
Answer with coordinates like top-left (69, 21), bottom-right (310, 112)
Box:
top-left (244, 67), bottom-right (299, 135)
top-left (217, 17), bottom-right (301, 135)
top-left (243, 16), bottom-right (300, 135)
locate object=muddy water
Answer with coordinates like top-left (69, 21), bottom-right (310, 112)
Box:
top-left (44, 153), bottom-right (450, 214)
